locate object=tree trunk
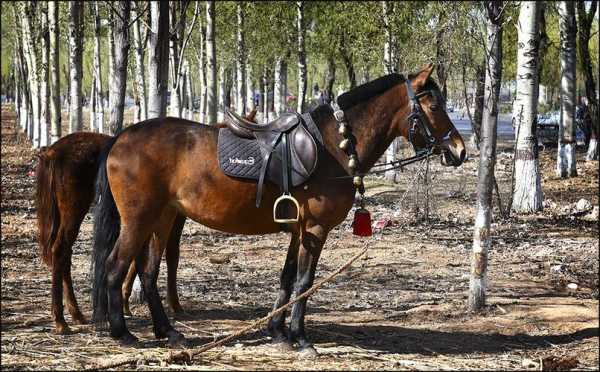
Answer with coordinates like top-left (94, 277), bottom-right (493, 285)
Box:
top-left (91, 1), bottom-right (105, 133)
top-left (246, 63), bottom-right (254, 112)
top-left (218, 65), bottom-right (226, 122)
top-left (147, 1), bottom-right (169, 119)
top-left (205, 0), bottom-right (217, 124)
top-left (13, 49), bottom-right (22, 131)
top-left (325, 56), bottom-right (336, 104)
top-left (471, 63), bottom-right (485, 147)
top-left (185, 60), bottom-right (194, 119)
top-left (22, 2), bottom-right (41, 146)
top-left (576, 0), bottom-right (599, 161)
top-left (168, 1), bottom-right (184, 118)
top-left (13, 6), bottom-right (29, 135)
top-left (40, 2), bottom-right (50, 147)
top-left (274, 57), bottom-right (286, 115)
top-left (382, 1), bottom-right (394, 74)
top-left (296, 1), bottom-right (307, 113)
top-left (512, 1), bottom-right (543, 214)
top-left (132, 3), bottom-right (147, 122)
top-left (469, 0), bottom-right (503, 312)
top-left (340, 41), bottom-right (356, 89)
top-left (68, 1), bottom-right (83, 133)
top-left (236, 2), bottom-right (247, 115)
top-left (556, 1), bottom-right (577, 177)
top-left (197, 22), bottom-right (207, 122)
top-left (262, 65), bottom-right (269, 122)
top-left (108, 1), bottom-right (130, 135)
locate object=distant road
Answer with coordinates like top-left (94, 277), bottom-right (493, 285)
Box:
top-left (448, 112), bottom-right (515, 141)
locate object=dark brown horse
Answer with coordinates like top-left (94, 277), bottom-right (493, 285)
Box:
top-left (36, 109), bottom-right (259, 334)
top-left (91, 65), bottom-right (465, 355)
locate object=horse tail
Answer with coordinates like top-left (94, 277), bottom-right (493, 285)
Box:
top-left (35, 147), bottom-right (59, 267)
top-left (91, 136), bottom-right (120, 324)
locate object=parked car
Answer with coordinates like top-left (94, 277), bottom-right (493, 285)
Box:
top-left (536, 111), bottom-right (585, 145)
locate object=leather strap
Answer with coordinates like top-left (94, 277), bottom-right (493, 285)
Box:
top-left (256, 133), bottom-right (283, 208)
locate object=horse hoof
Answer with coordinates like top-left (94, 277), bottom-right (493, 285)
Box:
top-left (118, 332), bottom-right (139, 346)
top-left (167, 331), bottom-right (187, 348)
top-left (297, 345), bottom-right (318, 359)
top-left (72, 314), bottom-right (87, 325)
top-left (55, 323), bottom-right (72, 335)
top-left (271, 335), bottom-right (294, 352)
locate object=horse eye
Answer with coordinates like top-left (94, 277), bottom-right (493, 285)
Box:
top-left (429, 104), bottom-right (438, 112)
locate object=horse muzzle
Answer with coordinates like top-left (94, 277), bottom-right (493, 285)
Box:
top-left (439, 131), bottom-right (466, 167)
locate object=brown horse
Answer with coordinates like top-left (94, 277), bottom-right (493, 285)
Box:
top-left (36, 109), bottom-right (259, 334)
top-left (91, 65), bottom-right (465, 354)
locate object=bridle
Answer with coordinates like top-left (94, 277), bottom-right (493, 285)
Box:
top-left (333, 78), bottom-right (457, 188)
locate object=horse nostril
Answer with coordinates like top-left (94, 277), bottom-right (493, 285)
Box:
top-left (459, 149), bottom-right (466, 162)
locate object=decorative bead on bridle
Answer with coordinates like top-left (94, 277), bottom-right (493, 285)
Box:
top-left (333, 108), bottom-right (365, 198)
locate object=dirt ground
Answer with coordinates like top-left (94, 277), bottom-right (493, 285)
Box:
top-left (1, 106), bottom-right (598, 370)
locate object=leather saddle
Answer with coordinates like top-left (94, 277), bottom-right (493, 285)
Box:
top-left (223, 109), bottom-right (319, 223)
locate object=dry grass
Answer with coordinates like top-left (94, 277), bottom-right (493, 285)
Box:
top-left (1, 105), bottom-right (598, 370)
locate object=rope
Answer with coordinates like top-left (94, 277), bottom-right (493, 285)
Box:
top-left (87, 246), bottom-right (369, 371)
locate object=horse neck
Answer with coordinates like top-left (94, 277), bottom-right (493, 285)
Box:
top-left (316, 84), bottom-right (410, 173)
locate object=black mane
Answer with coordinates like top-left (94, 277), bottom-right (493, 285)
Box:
top-left (337, 73), bottom-right (405, 110)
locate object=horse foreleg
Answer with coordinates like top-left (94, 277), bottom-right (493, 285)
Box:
top-left (289, 225), bottom-right (326, 358)
top-left (166, 214), bottom-right (186, 314)
top-left (267, 231), bottom-right (300, 349)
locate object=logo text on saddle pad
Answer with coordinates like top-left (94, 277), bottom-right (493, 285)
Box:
top-left (228, 156), bottom-right (255, 166)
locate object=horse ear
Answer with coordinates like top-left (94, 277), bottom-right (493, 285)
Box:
top-left (414, 63), bottom-right (435, 88)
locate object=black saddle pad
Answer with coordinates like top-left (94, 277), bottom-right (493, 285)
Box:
top-left (217, 128), bottom-right (264, 181)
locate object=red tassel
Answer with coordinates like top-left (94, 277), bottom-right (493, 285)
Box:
top-left (352, 208), bottom-right (372, 236)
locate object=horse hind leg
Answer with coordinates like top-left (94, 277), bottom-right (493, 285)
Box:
top-left (289, 225), bottom-right (327, 358)
top-left (50, 228), bottom-right (69, 334)
top-left (136, 208), bottom-right (185, 346)
top-left (121, 260), bottom-right (137, 316)
top-left (267, 231), bottom-right (300, 350)
top-left (166, 214), bottom-right (186, 314)
top-left (104, 225), bottom-right (152, 345)
top-left (62, 245), bottom-right (86, 325)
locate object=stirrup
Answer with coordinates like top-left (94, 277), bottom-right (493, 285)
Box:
top-left (273, 193), bottom-right (300, 223)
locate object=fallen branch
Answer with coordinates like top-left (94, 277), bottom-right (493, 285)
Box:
top-left (88, 247), bottom-right (369, 370)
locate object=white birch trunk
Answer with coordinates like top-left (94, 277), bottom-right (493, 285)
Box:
top-left (382, 1), bottom-right (394, 74)
top-left (108, 1), bottom-right (130, 135)
top-left (296, 1), bottom-right (307, 113)
top-left (185, 61), bottom-right (194, 120)
top-left (246, 63), bottom-right (254, 112)
top-left (198, 23), bottom-right (207, 122)
top-left (206, 0), bottom-right (217, 124)
top-left (169, 2), bottom-right (182, 118)
top-left (68, 1), bottom-right (83, 133)
top-left (236, 2), bottom-right (247, 115)
top-left (40, 3), bottom-right (50, 147)
top-left (556, 1), bottom-right (577, 178)
top-left (469, 2), bottom-right (503, 311)
top-left (22, 3), bottom-right (40, 146)
top-left (512, 1), bottom-right (543, 213)
top-left (274, 57), bottom-right (287, 115)
top-left (262, 66), bottom-right (269, 122)
top-left (91, 1), bottom-right (105, 133)
top-left (132, 3), bottom-right (147, 122)
top-left (147, 1), bottom-right (169, 119)
top-left (218, 65), bottom-right (226, 122)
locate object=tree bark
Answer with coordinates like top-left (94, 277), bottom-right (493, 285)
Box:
top-left (246, 63), bottom-right (254, 113)
top-left (14, 5), bottom-right (29, 135)
top-left (205, 0), bottom-right (218, 124)
top-left (382, 1), bottom-right (394, 74)
top-left (147, 1), bottom-right (169, 119)
top-left (512, 1), bottom-right (543, 214)
top-left (556, 1), bottom-right (577, 177)
top-left (132, 2), bottom-right (147, 122)
top-left (218, 65), bottom-right (227, 122)
top-left (576, 0), bottom-right (599, 161)
top-left (274, 57), bottom-right (287, 115)
top-left (91, 1), bottom-right (105, 133)
top-left (168, 2), bottom-right (183, 118)
top-left (296, 1), bottom-right (307, 113)
top-left (325, 56), bottom-right (336, 104)
top-left (471, 63), bottom-right (485, 147)
top-left (22, 2), bottom-right (41, 145)
top-left (197, 22), bottom-right (207, 122)
top-left (40, 2), bottom-right (50, 147)
top-left (469, 0), bottom-right (503, 312)
top-left (185, 60), bottom-right (194, 119)
top-left (68, 1), bottom-right (83, 133)
top-left (108, 1), bottom-right (130, 135)
top-left (236, 2), bottom-right (247, 115)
